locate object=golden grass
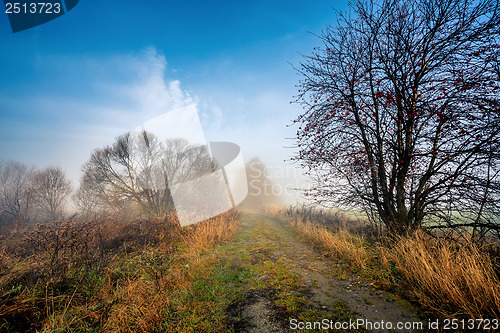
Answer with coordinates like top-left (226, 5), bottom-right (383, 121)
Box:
top-left (93, 213), bottom-right (238, 332)
top-left (264, 204), bottom-right (286, 215)
top-left (182, 211), bottom-right (240, 254)
top-left (280, 208), bottom-right (500, 319)
top-left (392, 231), bottom-right (500, 318)
top-left (294, 221), bottom-right (368, 269)
top-left (0, 210), bottom-right (240, 332)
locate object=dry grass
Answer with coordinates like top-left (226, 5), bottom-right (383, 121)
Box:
top-left (0, 210), bottom-right (240, 332)
top-left (392, 231), bottom-right (500, 318)
top-left (294, 221), bottom-right (369, 269)
top-left (181, 211), bottom-right (240, 254)
top-left (277, 206), bottom-right (500, 319)
top-left (264, 205), bottom-right (285, 216)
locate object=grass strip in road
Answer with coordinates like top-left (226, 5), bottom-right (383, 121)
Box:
top-left (212, 214), bottom-right (359, 332)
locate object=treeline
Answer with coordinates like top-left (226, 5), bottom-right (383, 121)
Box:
top-left (0, 130), bottom-right (215, 232)
top-left (0, 162), bottom-right (72, 231)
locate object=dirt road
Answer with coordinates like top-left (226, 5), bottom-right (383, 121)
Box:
top-left (217, 214), bottom-right (427, 332)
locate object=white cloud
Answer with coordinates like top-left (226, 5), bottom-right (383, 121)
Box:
top-left (0, 47), bottom-right (202, 186)
top-left (122, 49), bottom-right (194, 117)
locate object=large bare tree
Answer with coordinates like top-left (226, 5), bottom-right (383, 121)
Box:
top-left (293, 0), bottom-right (500, 238)
top-left (76, 131), bottom-right (215, 218)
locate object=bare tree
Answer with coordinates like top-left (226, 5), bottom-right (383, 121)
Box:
top-left (293, 0), bottom-right (500, 237)
top-left (73, 175), bottom-right (107, 220)
top-left (77, 131), bottom-right (215, 218)
top-left (0, 160), bottom-right (35, 230)
top-left (31, 166), bottom-right (73, 222)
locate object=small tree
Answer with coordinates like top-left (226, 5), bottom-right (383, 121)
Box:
top-left (293, 0), bottom-right (500, 237)
top-left (73, 175), bottom-right (106, 220)
top-left (0, 160), bottom-right (35, 229)
top-left (31, 166), bottom-right (73, 222)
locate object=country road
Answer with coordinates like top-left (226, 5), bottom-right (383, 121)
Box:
top-left (214, 213), bottom-right (427, 332)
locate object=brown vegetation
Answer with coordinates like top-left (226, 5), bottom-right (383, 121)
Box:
top-left (392, 232), bottom-right (500, 318)
top-left (0, 210), bottom-right (239, 332)
top-left (274, 205), bottom-right (500, 319)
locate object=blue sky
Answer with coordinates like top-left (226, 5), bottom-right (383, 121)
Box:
top-left (0, 0), bottom-right (349, 199)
